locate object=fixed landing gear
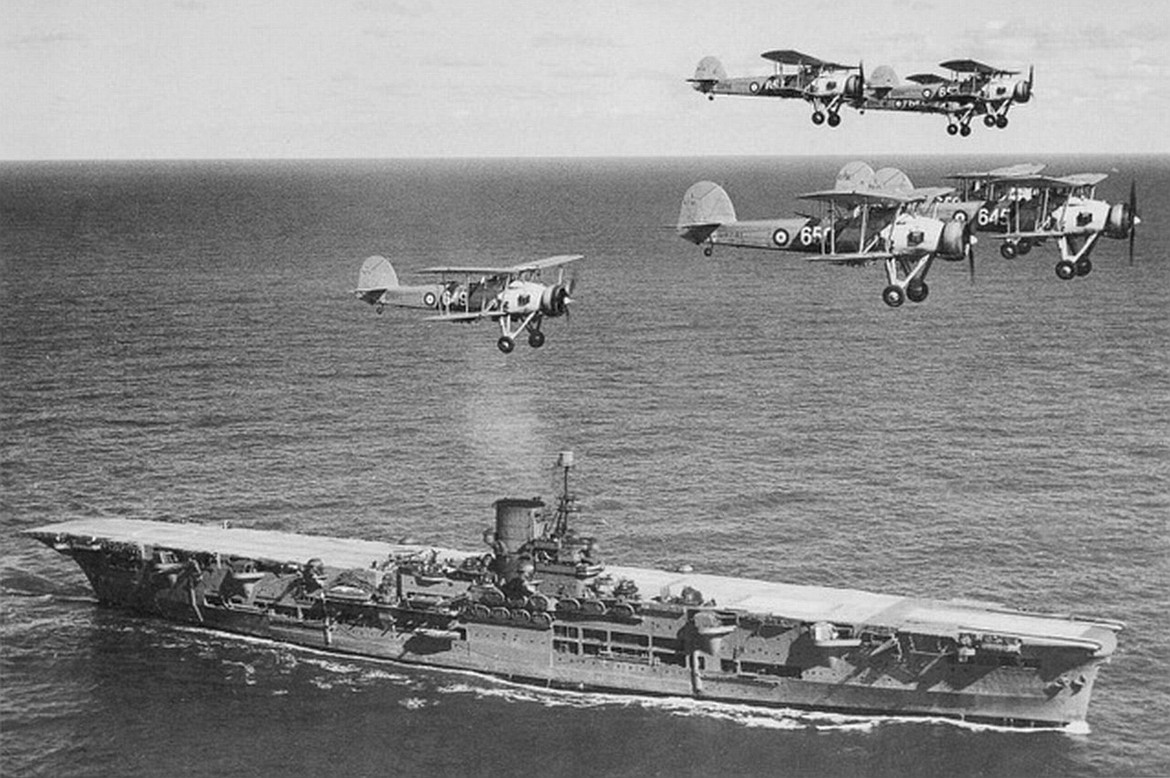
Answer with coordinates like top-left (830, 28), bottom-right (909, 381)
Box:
top-left (528, 330), bottom-right (546, 349)
top-left (984, 115), bottom-right (997, 128)
top-left (827, 112), bottom-right (841, 127)
top-left (1017, 239), bottom-right (1032, 255)
top-left (882, 285), bottom-right (905, 308)
top-left (812, 111), bottom-right (825, 125)
top-left (375, 304), bottom-right (385, 315)
top-left (960, 124), bottom-right (972, 137)
top-left (996, 114), bottom-right (1009, 129)
top-left (703, 245), bottom-right (713, 257)
top-left (947, 123), bottom-right (958, 136)
top-left (497, 337), bottom-right (515, 353)
top-left (1000, 242), bottom-right (1018, 260)
top-left (906, 282), bottom-right (930, 303)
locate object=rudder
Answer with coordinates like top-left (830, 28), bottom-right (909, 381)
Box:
top-left (357, 255), bottom-right (399, 292)
top-left (677, 182), bottom-right (736, 245)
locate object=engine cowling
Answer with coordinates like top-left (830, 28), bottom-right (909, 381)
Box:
top-left (1013, 79), bottom-right (1032, 103)
top-left (844, 73), bottom-right (864, 100)
top-left (936, 219), bottom-right (969, 261)
top-left (540, 284), bottom-right (572, 317)
top-left (1104, 202), bottom-right (1131, 239)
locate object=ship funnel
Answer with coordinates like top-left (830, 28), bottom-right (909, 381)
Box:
top-left (493, 498), bottom-right (544, 554)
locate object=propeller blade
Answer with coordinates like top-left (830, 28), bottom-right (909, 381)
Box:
top-left (1129, 180), bottom-right (1138, 265)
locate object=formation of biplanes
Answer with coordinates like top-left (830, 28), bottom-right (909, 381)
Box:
top-left (689, 49), bottom-right (1035, 136)
top-left (351, 49), bottom-right (1140, 349)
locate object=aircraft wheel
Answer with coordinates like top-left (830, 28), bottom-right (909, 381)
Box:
top-left (1000, 242), bottom-right (1018, 260)
top-left (983, 115), bottom-right (997, 128)
top-left (960, 124), bottom-right (972, 137)
top-left (827, 112), bottom-right (841, 127)
top-left (882, 285), bottom-right (905, 308)
top-left (707, 95), bottom-right (715, 102)
top-left (996, 115), bottom-right (1009, 129)
top-left (1055, 261), bottom-right (1076, 280)
top-left (907, 282), bottom-right (929, 303)
top-left (528, 331), bottom-right (546, 348)
top-left (497, 337), bottom-right (516, 354)
top-left (811, 111), bottom-right (825, 126)
top-left (1018, 239), bottom-right (1032, 255)
top-left (946, 124), bottom-right (959, 136)
top-left (703, 245), bottom-right (713, 257)
top-left (375, 304), bottom-right (384, 315)
top-left (1075, 258), bottom-right (1093, 277)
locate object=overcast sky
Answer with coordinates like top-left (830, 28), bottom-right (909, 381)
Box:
top-left (3, 0), bottom-right (1168, 160)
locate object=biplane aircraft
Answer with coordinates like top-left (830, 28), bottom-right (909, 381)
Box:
top-left (973, 173), bottom-right (1140, 279)
top-left (354, 254), bottom-right (581, 353)
top-left (677, 163), bottom-right (976, 308)
top-left (689, 49), bottom-right (864, 127)
top-left (859, 60), bottom-right (1033, 135)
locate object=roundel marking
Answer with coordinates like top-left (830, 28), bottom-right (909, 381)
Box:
top-left (952, 210), bottom-right (967, 222)
top-left (922, 88), bottom-right (933, 99)
top-left (423, 291), bottom-right (437, 307)
top-left (895, 100), bottom-right (904, 109)
top-left (749, 81), bottom-right (760, 93)
top-left (772, 228), bottom-right (790, 246)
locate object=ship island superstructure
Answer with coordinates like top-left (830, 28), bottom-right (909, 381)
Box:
top-left (24, 453), bottom-right (1120, 727)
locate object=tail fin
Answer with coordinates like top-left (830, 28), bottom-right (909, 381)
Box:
top-left (355, 255), bottom-right (398, 305)
top-left (693, 56), bottom-right (727, 81)
top-left (835, 161), bottom-right (876, 191)
top-left (677, 181), bottom-right (736, 245)
top-left (869, 65), bottom-right (899, 90)
top-left (873, 167), bottom-right (914, 195)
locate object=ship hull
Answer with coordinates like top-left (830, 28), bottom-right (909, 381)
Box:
top-left (30, 521), bottom-right (1117, 730)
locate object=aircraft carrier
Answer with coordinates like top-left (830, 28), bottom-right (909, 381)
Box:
top-left (23, 453), bottom-right (1120, 728)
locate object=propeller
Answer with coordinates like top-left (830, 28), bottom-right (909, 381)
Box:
top-left (1129, 180), bottom-right (1139, 265)
top-left (965, 221), bottom-right (978, 282)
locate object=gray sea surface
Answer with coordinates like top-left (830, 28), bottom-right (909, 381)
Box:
top-left (1, 156), bottom-right (1168, 776)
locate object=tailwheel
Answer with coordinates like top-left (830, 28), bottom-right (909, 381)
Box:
top-left (983, 114), bottom-right (997, 128)
top-left (497, 337), bottom-right (516, 353)
top-left (528, 330), bottom-right (546, 348)
top-left (375, 304), bottom-right (385, 315)
top-left (946, 124), bottom-right (959, 136)
top-left (996, 114), bottom-right (1009, 129)
top-left (703, 245), bottom-right (713, 257)
top-left (1000, 242), bottom-right (1018, 260)
top-left (906, 282), bottom-right (929, 303)
top-left (1055, 261), bottom-right (1076, 280)
top-left (882, 285), bottom-right (905, 308)
top-left (827, 112), bottom-right (841, 127)
top-left (811, 111), bottom-right (825, 125)
top-left (1075, 258), bottom-right (1093, 277)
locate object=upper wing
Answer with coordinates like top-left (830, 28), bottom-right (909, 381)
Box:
top-left (761, 50), bottom-right (854, 70)
top-left (945, 162), bottom-right (1046, 181)
top-left (904, 73), bottom-right (948, 85)
top-left (419, 254), bottom-right (582, 276)
top-left (940, 59), bottom-right (1017, 76)
top-left (798, 189), bottom-right (917, 207)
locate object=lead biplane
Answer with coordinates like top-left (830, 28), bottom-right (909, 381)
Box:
top-left (689, 49), bottom-right (864, 127)
top-left (677, 163), bottom-right (976, 307)
top-left (354, 254), bottom-right (581, 353)
top-left (973, 173), bottom-right (1140, 279)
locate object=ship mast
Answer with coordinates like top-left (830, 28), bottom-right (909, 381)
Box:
top-left (552, 451), bottom-right (576, 538)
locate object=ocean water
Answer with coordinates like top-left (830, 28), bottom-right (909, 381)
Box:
top-left (1, 156), bottom-right (1167, 777)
